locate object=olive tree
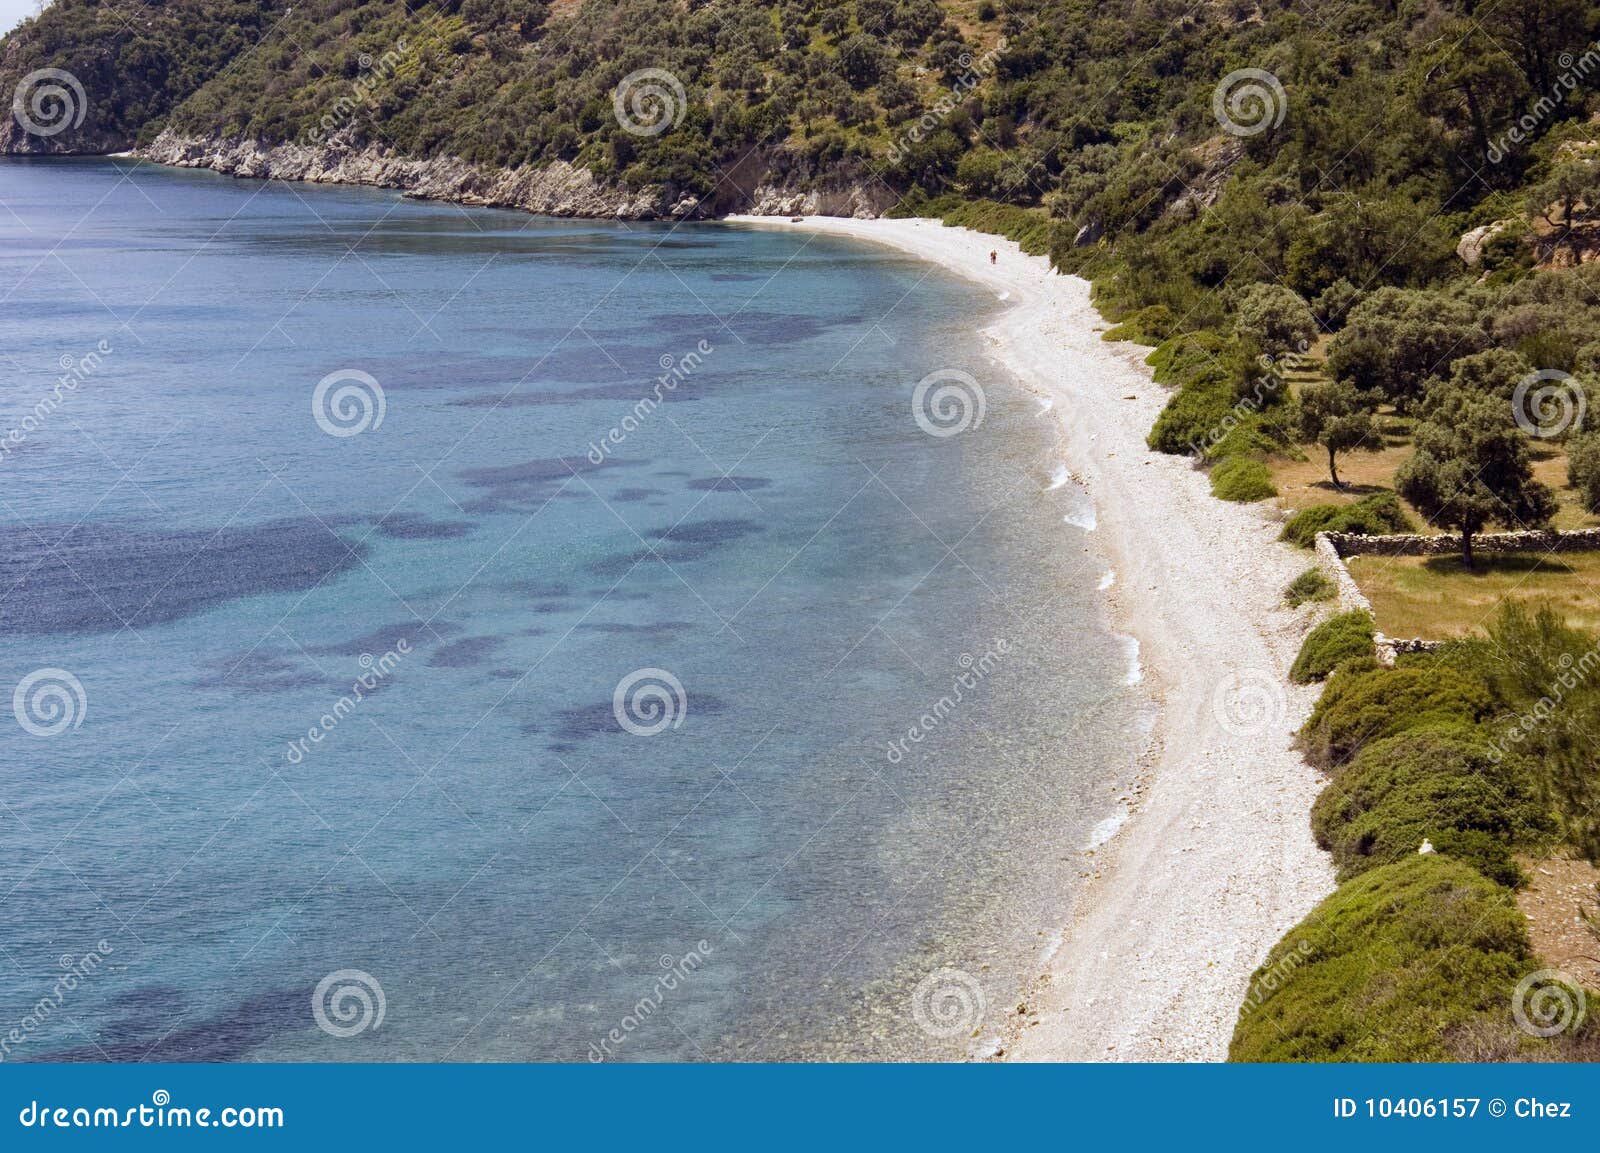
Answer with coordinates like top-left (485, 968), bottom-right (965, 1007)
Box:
top-left (1396, 384), bottom-right (1556, 567)
top-left (1235, 282), bottom-right (1317, 360)
top-left (1298, 381), bottom-right (1380, 489)
top-left (1327, 288), bottom-right (1487, 410)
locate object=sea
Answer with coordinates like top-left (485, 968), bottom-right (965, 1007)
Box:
top-left (0, 157), bottom-right (1149, 1061)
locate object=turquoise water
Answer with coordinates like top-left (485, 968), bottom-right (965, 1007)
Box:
top-left (0, 157), bottom-right (1146, 1061)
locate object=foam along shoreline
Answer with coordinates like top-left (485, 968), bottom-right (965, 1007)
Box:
top-left (726, 214), bottom-right (1334, 1061)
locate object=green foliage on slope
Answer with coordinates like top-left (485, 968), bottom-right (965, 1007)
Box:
top-left (0, 0), bottom-right (285, 151)
top-left (1244, 608), bottom-right (1600, 1061)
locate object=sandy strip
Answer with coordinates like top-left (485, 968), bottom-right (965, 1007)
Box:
top-left (728, 214), bottom-right (1335, 1061)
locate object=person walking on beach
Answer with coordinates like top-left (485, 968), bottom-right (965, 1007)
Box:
top-left (989, 250), bottom-right (997, 264)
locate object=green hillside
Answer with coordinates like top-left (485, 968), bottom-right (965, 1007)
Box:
top-left (6, 0), bottom-right (1600, 1063)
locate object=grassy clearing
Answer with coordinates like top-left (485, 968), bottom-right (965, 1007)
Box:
top-left (1346, 551), bottom-right (1600, 637)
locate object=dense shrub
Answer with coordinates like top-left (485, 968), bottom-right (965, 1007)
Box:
top-left (1229, 856), bottom-right (1533, 1062)
top-left (1310, 730), bottom-right (1553, 886)
top-left (1235, 283), bottom-right (1316, 359)
top-left (903, 195), bottom-right (1060, 255)
top-left (1210, 456), bottom-right (1276, 502)
top-left (1145, 332), bottom-right (1233, 382)
top-left (1289, 611), bottom-right (1374, 685)
top-left (1326, 289), bottom-right (1488, 410)
top-left (1280, 492), bottom-right (1412, 548)
top-left (1483, 602), bottom-right (1600, 859)
top-left (1312, 279), bottom-right (1361, 332)
top-left (1567, 431), bottom-right (1600, 513)
top-left (1298, 656), bottom-right (1493, 768)
top-left (1102, 304), bottom-right (1176, 345)
top-left (1147, 378), bottom-right (1233, 457)
top-left (1284, 567), bottom-right (1335, 607)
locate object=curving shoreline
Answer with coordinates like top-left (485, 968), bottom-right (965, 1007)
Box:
top-left (728, 214), bottom-right (1336, 1060)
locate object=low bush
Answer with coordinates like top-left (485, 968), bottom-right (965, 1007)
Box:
top-left (1229, 856), bottom-right (1533, 1062)
top-left (1147, 379), bottom-right (1235, 456)
top-left (1483, 602), bottom-right (1600, 859)
top-left (1102, 304), bottom-right (1176, 345)
top-left (1298, 656), bottom-right (1492, 768)
top-left (1145, 331), bottom-right (1233, 381)
top-left (1289, 610), bottom-right (1374, 684)
top-left (1210, 456), bottom-right (1277, 502)
top-left (887, 194), bottom-right (1061, 256)
top-left (1567, 431), bottom-right (1600, 513)
top-left (1285, 567), bottom-right (1335, 607)
top-left (1310, 730), bottom-right (1554, 886)
top-left (937, 198), bottom-right (1058, 256)
top-left (1280, 492), bottom-right (1413, 548)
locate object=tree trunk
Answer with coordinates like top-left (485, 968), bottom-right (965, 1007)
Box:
top-left (1462, 529), bottom-right (1475, 570)
top-left (1328, 446), bottom-right (1342, 490)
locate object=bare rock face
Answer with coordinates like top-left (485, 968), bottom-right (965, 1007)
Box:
top-left (743, 180), bottom-right (895, 219)
top-left (138, 128), bottom-right (893, 222)
top-left (0, 111), bottom-right (124, 155)
top-left (139, 128), bottom-right (673, 218)
top-left (1457, 219), bottom-right (1509, 266)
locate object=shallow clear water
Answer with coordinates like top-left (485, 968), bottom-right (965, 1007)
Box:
top-left (0, 157), bottom-right (1147, 1061)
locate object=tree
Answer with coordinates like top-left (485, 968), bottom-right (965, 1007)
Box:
top-left (837, 35), bottom-right (886, 90)
top-left (1235, 282), bottom-right (1317, 360)
top-left (1567, 430), bottom-right (1600, 512)
top-left (1312, 278), bottom-right (1361, 332)
top-left (1396, 385), bottom-right (1557, 567)
top-left (1527, 161), bottom-right (1600, 260)
top-left (1298, 381), bottom-right (1380, 489)
top-left (1326, 287), bottom-right (1487, 410)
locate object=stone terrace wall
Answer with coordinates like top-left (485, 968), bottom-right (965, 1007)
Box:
top-left (1325, 527), bottom-right (1600, 557)
top-left (1312, 526), bottom-right (1600, 663)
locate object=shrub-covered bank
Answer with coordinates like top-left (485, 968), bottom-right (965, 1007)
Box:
top-left (1231, 603), bottom-right (1599, 1061)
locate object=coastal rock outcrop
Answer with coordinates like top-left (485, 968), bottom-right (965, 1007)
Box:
top-left (137, 129), bottom-right (893, 222)
top-left (140, 129), bottom-right (677, 218)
